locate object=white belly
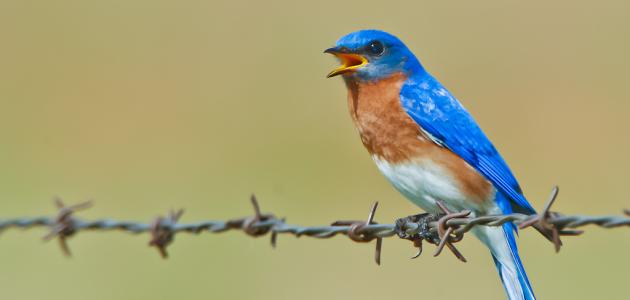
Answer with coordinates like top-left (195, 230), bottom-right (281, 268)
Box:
top-left (373, 156), bottom-right (494, 214)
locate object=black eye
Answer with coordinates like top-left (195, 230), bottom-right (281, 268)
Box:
top-left (367, 41), bottom-right (384, 55)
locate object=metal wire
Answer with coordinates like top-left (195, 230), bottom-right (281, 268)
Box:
top-left (2, 212), bottom-right (628, 237)
top-left (0, 192), bottom-right (628, 263)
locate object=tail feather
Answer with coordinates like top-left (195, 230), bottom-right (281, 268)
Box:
top-left (475, 223), bottom-right (535, 300)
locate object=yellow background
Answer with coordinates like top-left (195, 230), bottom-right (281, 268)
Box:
top-left (1, 1), bottom-right (629, 299)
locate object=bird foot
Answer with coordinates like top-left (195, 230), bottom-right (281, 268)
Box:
top-left (395, 213), bottom-right (443, 259)
top-left (394, 212), bottom-right (442, 243)
top-left (395, 209), bottom-right (468, 263)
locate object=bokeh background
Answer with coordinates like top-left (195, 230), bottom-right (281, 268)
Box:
top-left (1, 0), bottom-right (629, 299)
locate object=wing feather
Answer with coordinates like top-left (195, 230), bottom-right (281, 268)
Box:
top-left (400, 75), bottom-right (535, 214)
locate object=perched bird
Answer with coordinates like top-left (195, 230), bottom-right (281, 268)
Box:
top-left (325, 30), bottom-right (538, 300)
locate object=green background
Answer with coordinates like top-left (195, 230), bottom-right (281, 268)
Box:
top-left (1, 1), bottom-right (629, 299)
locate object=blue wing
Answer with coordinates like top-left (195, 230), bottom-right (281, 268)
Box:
top-left (400, 74), bottom-right (535, 215)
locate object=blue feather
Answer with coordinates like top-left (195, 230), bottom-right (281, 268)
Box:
top-left (497, 222), bottom-right (536, 300)
top-left (400, 73), bottom-right (536, 215)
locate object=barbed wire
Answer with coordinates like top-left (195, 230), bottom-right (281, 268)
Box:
top-left (0, 187), bottom-right (628, 264)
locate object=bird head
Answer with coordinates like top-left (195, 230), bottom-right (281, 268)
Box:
top-left (325, 30), bottom-right (423, 81)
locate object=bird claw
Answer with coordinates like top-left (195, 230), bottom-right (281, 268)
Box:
top-left (411, 249), bottom-right (422, 259)
top-left (410, 239), bottom-right (423, 259)
top-left (395, 212), bottom-right (443, 259)
top-left (395, 204), bottom-right (469, 263)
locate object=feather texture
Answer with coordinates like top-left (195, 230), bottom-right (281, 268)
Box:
top-left (400, 73), bottom-right (536, 215)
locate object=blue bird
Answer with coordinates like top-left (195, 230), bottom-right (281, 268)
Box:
top-left (325, 30), bottom-right (540, 300)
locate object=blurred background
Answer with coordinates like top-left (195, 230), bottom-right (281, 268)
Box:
top-left (0, 0), bottom-right (629, 299)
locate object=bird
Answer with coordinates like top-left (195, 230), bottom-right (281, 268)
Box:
top-left (325, 30), bottom-right (538, 300)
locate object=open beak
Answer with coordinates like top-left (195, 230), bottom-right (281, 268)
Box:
top-left (324, 47), bottom-right (368, 78)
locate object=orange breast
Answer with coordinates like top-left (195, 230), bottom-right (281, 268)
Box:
top-left (344, 73), bottom-right (494, 204)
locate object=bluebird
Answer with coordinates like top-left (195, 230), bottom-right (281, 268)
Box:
top-left (326, 30), bottom-right (542, 300)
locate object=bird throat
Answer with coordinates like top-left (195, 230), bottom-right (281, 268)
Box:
top-left (343, 72), bottom-right (427, 163)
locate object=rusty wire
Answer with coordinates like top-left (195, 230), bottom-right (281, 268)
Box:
top-left (0, 188), bottom-right (628, 264)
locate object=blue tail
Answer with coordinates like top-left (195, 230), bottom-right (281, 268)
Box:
top-left (474, 220), bottom-right (535, 300)
top-left (490, 223), bottom-right (536, 300)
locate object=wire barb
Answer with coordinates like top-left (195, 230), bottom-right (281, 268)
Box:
top-left (149, 209), bottom-right (184, 259)
top-left (242, 195), bottom-right (276, 238)
top-left (331, 201), bottom-right (383, 265)
top-left (433, 201), bottom-right (469, 262)
top-left (42, 198), bottom-right (92, 257)
top-left (518, 186), bottom-right (580, 252)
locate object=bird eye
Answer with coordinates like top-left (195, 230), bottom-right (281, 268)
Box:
top-left (367, 41), bottom-right (384, 56)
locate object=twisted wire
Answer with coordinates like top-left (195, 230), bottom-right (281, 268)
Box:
top-left (0, 194), bottom-right (628, 262)
top-left (1, 210), bottom-right (628, 240)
